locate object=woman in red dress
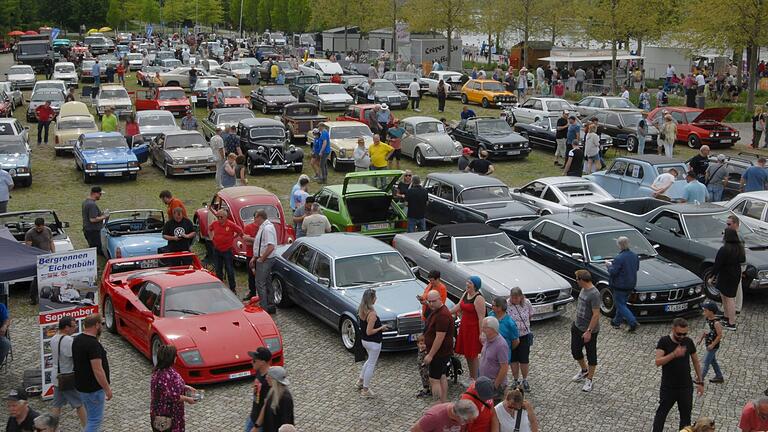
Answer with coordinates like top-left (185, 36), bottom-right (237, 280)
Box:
top-left (452, 276), bottom-right (486, 381)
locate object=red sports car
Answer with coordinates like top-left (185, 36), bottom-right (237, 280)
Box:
top-left (100, 252), bottom-right (284, 384)
top-left (195, 186), bottom-right (294, 263)
top-left (647, 106), bottom-right (740, 149)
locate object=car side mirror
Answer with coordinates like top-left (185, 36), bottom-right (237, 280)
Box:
top-left (571, 253), bottom-right (584, 261)
top-left (439, 252), bottom-right (452, 261)
top-left (62, 221), bottom-right (70, 228)
top-left (653, 244), bottom-right (660, 249)
top-left (140, 310), bottom-right (154, 321)
top-left (317, 277), bottom-right (330, 287)
top-left (517, 246), bottom-right (527, 256)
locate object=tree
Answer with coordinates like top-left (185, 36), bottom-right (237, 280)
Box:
top-left (286, 0), bottom-right (310, 33)
top-left (198, 0), bottom-right (224, 28)
top-left (473, 1), bottom-right (511, 65)
top-left (136, 0), bottom-right (161, 26)
top-left (403, 0), bottom-right (473, 67)
top-left (106, 0), bottom-right (129, 30)
top-left (310, 0), bottom-right (375, 53)
top-left (507, 0), bottom-right (543, 68)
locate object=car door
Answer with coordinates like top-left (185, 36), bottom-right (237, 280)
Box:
top-left (643, 211), bottom-right (691, 267)
top-left (122, 281), bottom-right (161, 351)
top-left (401, 122), bottom-right (417, 156)
top-left (304, 85), bottom-right (318, 106)
top-left (281, 243), bottom-right (318, 309)
top-left (731, 198), bottom-right (768, 229)
top-left (515, 181), bottom-right (547, 209)
top-left (525, 221), bottom-right (565, 270)
top-left (424, 178), bottom-right (454, 226)
top-left (618, 162), bottom-right (645, 198)
top-left (555, 228), bottom-right (589, 288)
top-left (597, 159), bottom-right (628, 196)
top-left (308, 253), bottom-right (339, 324)
top-left (515, 99), bottom-right (536, 124)
top-left (576, 97), bottom-right (593, 117)
top-left (151, 134), bottom-right (164, 167)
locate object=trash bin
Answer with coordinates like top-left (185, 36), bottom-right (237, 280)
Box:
top-left (696, 95), bottom-right (705, 109)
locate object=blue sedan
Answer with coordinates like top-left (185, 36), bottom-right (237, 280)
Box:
top-left (74, 132), bottom-right (147, 183)
top-left (99, 209), bottom-right (167, 259)
top-left (0, 135), bottom-right (31, 187)
top-left (585, 154), bottom-right (688, 199)
top-left (270, 233), bottom-right (426, 352)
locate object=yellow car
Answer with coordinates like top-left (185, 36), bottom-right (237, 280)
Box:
top-left (54, 101), bottom-right (99, 156)
top-left (306, 121), bottom-right (373, 171)
top-left (460, 79), bottom-right (516, 108)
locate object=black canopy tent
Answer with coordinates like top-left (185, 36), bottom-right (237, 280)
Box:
top-left (0, 237), bottom-right (46, 306)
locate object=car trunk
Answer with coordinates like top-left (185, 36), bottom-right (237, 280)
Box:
top-left (345, 195), bottom-right (403, 225)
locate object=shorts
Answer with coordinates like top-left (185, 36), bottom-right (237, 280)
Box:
top-left (555, 138), bottom-right (567, 158)
top-left (570, 323), bottom-right (598, 366)
top-left (511, 333), bottom-right (531, 364)
top-left (388, 149), bottom-right (401, 161)
top-left (428, 355), bottom-right (450, 379)
top-left (52, 386), bottom-right (83, 409)
top-left (587, 155), bottom-right (600, 161)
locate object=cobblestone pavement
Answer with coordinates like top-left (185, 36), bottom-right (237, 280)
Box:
top-left (2, 288), bottom-right (766, 432)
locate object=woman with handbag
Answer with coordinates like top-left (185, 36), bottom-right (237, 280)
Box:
top-left (492, 387), bottom-right (539, 432)
top-left (355, 288), bottom-right (390, 398)
top-left (150, 344), bottom-right (198, 432)
top-left (508, 287), bottom-right (534, 392)
top-left (50, 316), bottom-right (86, 428)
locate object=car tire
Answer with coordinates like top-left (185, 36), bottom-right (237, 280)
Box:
top-left (339, 316), bottom-right (359, 352)
top-left (460, 94), bottom-right (468, 104)
top-left (103, 296), bottom-right (118, 334)
top-left (626, 136), bottom-right (637, 153)
top-left (330, 152), bottom-right (340, 171)
top-left (55, 149), bottom-right (63, 157)
top-left (702, 267), bottom-right (721, 302)
top-left (687, 135), bottom-right (701, 149)
top-left (318, 102), bottom-right (325, 112)
top-left (599, 285), bottom-right (617, 318)
top-left (482, 98), bottom-right (490, 108)
top-left (539, 208), bottom-right (551, 216)
top-left (151, 336), bottom-right (162, 367)
top-left (261, 104), bottom-right (268, 115)
top-left (163, 163), bottom-right (172, 178)
top-left (272, 276), bottom-right (294, 308)
top-left (129, 174), bottom-right (137, 181)
top-left (83, 171), bottom-right (92, 184)
top-left (414, 148), bottom-right (425, 166)
top-left (293, 164), bottom-right (302, 173)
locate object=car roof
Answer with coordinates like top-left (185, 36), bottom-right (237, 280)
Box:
top-left (733, 191), bottom-right (768, 200)
top-left (218, 86), bottom-right (239, 90)
top-left (218, 186), bottom-right (276, 200)
top-left (136, 110), bottom-right (174, 117)
top-left (316, 83), bottom-right (344, 87)
top-left (162, 130), bottom-right (203, 137)
top-left (402, 116), bottom-right (442, 124)
top-left (426, 172), bottom-right (506, 189)
top-left (530, 176), bottom-right (595, 186)
top-left (541, 213), bottom-right (633, 233)
top-left (614, 154), bottom-right (685, 165)
top-left (82, 132), bottom-right (123, 139)
top-left (158, 86), bottom-right (185, 91)
top-left (239, 117), bottom-right (283, 127)
top-left (0, 118), bottom-right (17, 124)
top-left (661, 203), bottom-right (731, 214)
top-left (212, 107), bottom-right (252, 115)
top-left (433, 223), bottom-right (501, 237)
top-left (99, 84), bottom-right (127, 90)
top-left (297, 233), bottom-right (396, 258)
top-left (322, 121), bottom-right (367, 127)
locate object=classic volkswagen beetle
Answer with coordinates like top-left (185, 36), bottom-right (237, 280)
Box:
top-left (237, 118), bottom-right (303, 174)
top-left (400, 116), bottom-right (463, 166)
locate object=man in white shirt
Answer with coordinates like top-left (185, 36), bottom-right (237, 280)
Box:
top-left (408, 78), bottom-right (421, 111)
top-left (209, 127), bottom-right (225, 188)
top-left (353, 138), bottom-right (370, 171)
top-left (50, 316), bottom-right (86, 427)
top-left (621, 86), bottom-right (630, 99)
top-left (302, 203), bottom-right (332, 237)
top-left (250, 209), bottom-right (277, 313)
top-left (695, 72), bottom-right (706, 94)
top-left (651, 168), bottom-right (678, 198)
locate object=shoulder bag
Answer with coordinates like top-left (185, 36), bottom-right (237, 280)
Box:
top-left (704, 163), bottom-right (724, 186)
top-left (513, 408), bottom-right (524, 432)
top-left (150, 375), bottom-right (173, 432)
top-left (353, 323), bottom-right (367, 363)
top-left (56, 335), bottom-right (76, 391)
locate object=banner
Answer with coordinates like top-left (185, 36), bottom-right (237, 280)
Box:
top-left (50, 28), bottom-right (60, 41)
top-left (37, 249), bottom-right (98, 399)
top-left (146, 24), bottom-right (153, 39)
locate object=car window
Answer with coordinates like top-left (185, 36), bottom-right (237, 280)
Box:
top-left (732, 200), bottom-right (747, 214)
top-left (404, 123), bottom-right (414, 134)
top-left (578, 97), bottom-right (591, 106)
top-left (315, 191), bottom-right (330, 207)
top-left (289, 244), bottom-right (316, 272)
top-left (606, 113), bottom-right (620, 126)
top-left (559, 229), bottom-right (583, 255)
top-left (625, 163), bottom-right (644, 179)
top-left (607, 160), bottom-right (628, 176)
top-left (430, 233), bottom-right (452, 254)
top-left (313, 254), bottom-right (331, 281)
top-left (532, 100), bottom-right (542, 110)
top-left (670, 111), bottom-right (685, 124)
top-left (531, 221), bottom-right (563, 247)
top-left (590, 98), bottom-right (604, 108)
top-left (138, 282), bottom-right (162, 315)
top-left (438, 184), bottom-right (455, 201)
top-left (651, 211), bottom-right (683, 234)
top-left (326, 195), bottom-right (339, 211)
top-left (520, 182), bottom-right (545, 198)
top-left (522, 99), bottom-right (535, 108)
top-left (542, 188), bottom-right (560, 203)
top-left (743, 199), bottom-right (767, 220)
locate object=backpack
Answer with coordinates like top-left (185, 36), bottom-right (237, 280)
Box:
top-left (661, 91), bottom-right (669, 104)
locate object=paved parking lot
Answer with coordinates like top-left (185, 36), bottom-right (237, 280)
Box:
top-left (2, 287), bottom-right (767, 431)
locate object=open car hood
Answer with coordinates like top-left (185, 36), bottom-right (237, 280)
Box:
top-left (693, 107), bottom-right (732, 123)
top-left (342, 169), bottom-right (403, 195)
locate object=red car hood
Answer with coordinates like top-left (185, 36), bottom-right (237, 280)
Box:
top-left (224, 97), bottom-right (248, 105)
top-left (693, 107), bottom-right (732, 123)
top-left (158, 99), bottom-right (190, 107)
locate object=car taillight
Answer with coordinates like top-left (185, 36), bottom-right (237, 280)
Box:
top-left (396, 221), bottom-right (408, 229)
top-left (115, 247), bottom-right (122, 258)
top-left (344, 225), bottom-right (360, 232)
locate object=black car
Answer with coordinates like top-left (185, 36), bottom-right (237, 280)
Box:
top-left (513, 114), bottom-right (613, 154)
top-left (382, 71), bottom-right (428, 93)
top-left (249, 85), bottom-right (298, 114)
top-left (352, 79), bottom-right (409, 109)
top-left (501, 213), bottom-right (705, 321)
top-left (423, 172), bottom-right (539, 227)
top-left (288, 75), bottom-right (320, 102)
top-left (450, 117), bottom-right (530, 159)
top-left (709, 152), bottom-right (760, 200)
top-left (237, 118), bottom-right (303, 174)
top-left (594, 109), bottom-right (660, 153)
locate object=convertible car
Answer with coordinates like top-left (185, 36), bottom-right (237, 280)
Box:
top-left (99, 209), bottom-right (167, 259)
top-left (509, 177), bottom-right (613, 215)
top-left (100, 252), bottom-right (284, 384)
top-left (0, 210), bottom-right (74, 251)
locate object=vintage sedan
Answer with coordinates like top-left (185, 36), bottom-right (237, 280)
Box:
top-left (508, 97), bottom-right (577, 125)
top-left (0, 210), bottom-right (74, 251)
top-left (136, 66), bottom-right (168, 87)
top-left (585, 155), bottom-right (688, 200)
top-left (136, 110), bottom-right (180, 142)
top-left (503, 213), bottom-right (705, 320)
top-left (52, 62), bottom-right (78, 88)
top-left (200, 108), bottom-right (255, 140)
top-left (460, 79), bottom-right (516, 108)
top-left (100, 252), bottom-right (284, 384)
top-left (99, 209), bottom-right (166, 259)
top-left (257, 60), bottom-right (300, 82)
top-left (352, 79), bottom-right (409, 109)
top-left (26, 88), bottom-right (64, 122)
top-left (195, 187), bottom-right (294, 263)
top-left (512, 114), bottom-right (613, 154)
top-left (125, 53), bottom-right (144, 71)
top-left (134, 87), bottom-right (191, 116)
top-left (220, 61), bottom-right (252, 84)
top-left (335, 104), bottom-right (397, 129)
top-left (149, 131), bottom-right (216, 177)
top-left (647, 106), bottom-right (740, 149)
top-left (0, 134), bottom-right (31, 187)
top-left (32, 80), bottom-right (67, 96)
top-left (393, 224), bottom-right (573, 320)
top-left (710, 152), bottom-right (761, 200)
top-left (298, 59), bottom-right (344, 82)
top-left (5, 65), bottom-right (36, 90)
top-left (74, 132), bottom-right (144, 183)
top-left (421, 70), bottom-right (464, 98)
top-left (249, 85), bottom-right (298, 114)
top-left (95, 85), bottom-right (133, 119)
top-left (315, 170), bottom-right (407, 240)
top-left (281, 103), bottom-right (327, 142)
top-left (423, 172), bottom-right (539, 227)
top-left (595, 109), bottom-right (660, 152)
top-left (450, 117), bottom-right (530, 159)
top-left (400, 116), bottom-right (462, 166)
top-left (303, 83), bottom-right (354, 111)
top-left (718, 191), bottom-right (768, 232)
top-left (510, 177), bottom-right (613, 215)
top-left (54, 102), bottom-right (99, 155)
top-left (214, 86), bottom-right (249, 109)
top-left (0, 117), bottom-right (28, 142)
top-left (574, 96), bottom-right (640, 118)
top-left (80, 60), bottom-right (106, 83)
top-left (237, 118), bottom-right (303, 174)
top-left (307, 121), bottom-right (374, 171)
top-left (382, 71), bottom-right (428, 93)
top-left (270, 233), bottom-right (425, 351)
top-left (288, 75), bottom-right (320, 102)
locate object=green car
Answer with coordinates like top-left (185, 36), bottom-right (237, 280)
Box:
top-left (314, 170), bottom-right (407, 241)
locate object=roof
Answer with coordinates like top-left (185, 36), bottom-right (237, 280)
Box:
top-left (733, 191), bottom-right (768, 200)
top-left (544, 213), bottom-right (633, 233)
top-left (212, 107), bottom-right (252, 115)
top-left (162, 130), bottom-right (204, 137)
top-left (534, 176), bottom-right (594, 186)
top-left (82, 132), bottom-right (123, 138)
top-left (99, 84), bottom-right (127, 90)
top-left (426, 172), bottom-right (506, 189)
top-left (663, 203), bottom-right (730, 214)
top-left (239, 117), bottom-right (283, 127)
top-left (512, 41), bottom-right (553, 50)
top-left (540, 54), bottom-right (644, 62)
top-left (616, 154), bottom-right (685, 165)
top-left (323, 27), bottom-right (360, 34)
top-left (218, 186), bottom-right (274, 200)
top-left (136, 110), bottom-right (174, 117)
top-left (401, 116), bottom-right (442, 124)
top-left (434, 223), bottom-right (501, 237)
top-left (298, 233), bottom-right (395, 257)
top-left (321, 121), bottom-right (368, 128)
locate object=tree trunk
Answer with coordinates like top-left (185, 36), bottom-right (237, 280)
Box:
top-left (344, 24), bottom-right (348, 54)
top-left (734, 47), bottom-right (743, 86)
top-left (487, 33), bottom-right (492, 65)
top-left (446, 29), bottom-right (452, 69)
top-left (392, 0), bottom-right (397, 60)
top-left (611, 39), bottom-right (617, 94)
top-left (746, 43), bottom-right (758, 114)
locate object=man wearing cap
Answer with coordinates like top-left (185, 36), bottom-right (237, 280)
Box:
top-left (5, 388), bottom-right (39, 432)
top-left (554, 111), bottom-right (569, 166)
top-left (245, 347), bottom-right (272, 432)
top-left (459, 376), bottom-right (496, 431)
top-left (377, 104), bottom-right (392, 142)
top-left (704, 154), bottom-right (730, 201)
top-left (81, 187), bottom-right (108, 254)
top-left (458, 147), bottom-right (472, 171)
top-left (35, 100), bottom-right (55, 145)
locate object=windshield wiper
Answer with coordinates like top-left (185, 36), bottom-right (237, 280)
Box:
top-left (165, 308), bottom-right (204, 315)
top-left (494, 252), bottom-right (518, 259)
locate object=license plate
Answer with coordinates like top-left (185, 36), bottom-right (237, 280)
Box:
top-left (507, 150), bottom-right (521, 156)
top-left (228, 370), bottom-right (252, 379)
top-left (103, 172), bottom-right (122, 177)
top-left (665, 303), bottom-right (687, 313)
top-left (533, 303), bottom-right (554, 314)
top-left (408, 334), bottom-right (417, 342)
top-left (270, 164), bottom-right (287, 169)
top-left (720, 139), bottom-right (731, 143)
top-left (189, 167), bottom-right (206, 172)
top-left (364, 223), bottom-right (390, 231)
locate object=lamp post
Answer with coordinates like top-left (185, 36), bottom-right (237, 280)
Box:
top-left (239, 0), bottom-right (244, 38)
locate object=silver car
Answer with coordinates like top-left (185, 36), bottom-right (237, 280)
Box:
top-left (136, 110), bottom-right (180, 142)
top-left (95, 85), bottom-right (133, 118)
top-left (510, 176), bottom-right (614, 215)
top-left (6, 65), bottom-right (36, 90)
top-left (393, 223), bottom-right (574, 320)
top-left (149, 130), bottom-right (216, 177)
top-left (303, 83), bottom-right (353, 111)
top-left (52, 63), bottom-right (79, 88)
top-left (400, 116), bottom-right (463, 166)
top-left (220, 61), bottom-right (252, 84)
top-left (0, 81), bottom-right (23, 109)
top-left (718, 191), bottom-right (768, 232)
top-left (26, 89), bottom-right (64, 122)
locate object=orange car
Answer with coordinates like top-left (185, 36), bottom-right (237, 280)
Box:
top-left (460, 79), bottom-right (516, 108)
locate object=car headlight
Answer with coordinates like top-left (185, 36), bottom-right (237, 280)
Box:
top-left (695, 285), bottom-right (702, 294)
top-left (758, 270), bottom-right (768, 280)
top-left (522, 142), bottom-right (528, 147)
top-left (207, 156), bottom-right (215, 162)
top-left (159, 106), bottom-right (166, 110)
top-left (16, 167), bottom-right (28, 173)
top-left (454, 142), bottom-right (462, 151)
top-left (559, 288), bottom-right (571, 299)
top-left (425, 146), bottom-right (434, 153)
top-left (381, 320), bottom-right (396, 331)
top-left (263, 337), bottom-right (281, 353)
top-left (649, 292), bottom-right (657, 300)
top-left (709, 132), bottom-right (714, 137)
top-left (257, 146), bottom-right (265, 153)
top-left (179, 349), bottom-right (204, 365)
top-left (493, 144), bottom-right (500, 150)
top-left (733, 131), bottom-right (739, 136)
top-left (688, 287), bottom-right (695, 295)
top-left (128, 161), bottom-right (139, 168)
top-left (288, 145), bottom-right (296, 152)
top-left (339, 148), bottom-right (346, 157)
top-left (8, 168), bottom-right (16, 176)
top-left (172, 158), bottom-right (183, 164)
top-left (85, 163), bottom-right (97, 170)
top-left (638, 293), bottom-right (647, 301)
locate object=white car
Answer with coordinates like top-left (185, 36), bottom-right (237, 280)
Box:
top-left (299, 59), bottom-right (344, 82)
top-left (303, 83), bottom-right (353, 111)
top-left (510, 97), bottom-right (577, 125)
top-left (574, 96), bottom-right (641, 118)
top-left (95, 85), bottom-right (133, 118)
top-left (52, 63), bottom-right (79, 88)
top-left (0, 81), bottom-right (23, 109)
top-left (126, 53), bottom-right (144, 71)
top-left (421, 70), bottom-right (464, 98)
top-left (32, 80), bottom-right (67, 96)
top-left (220, 61), bottom-right (252, 84)
top-left (54, 102), bottom-right (98, 155)
top-left (719, 191), bottom-right (768, 232)
top-left (136, 110), bottom-right (180, 142)
top-left (510, 176), bottom-right (614, 215)
top-left (26, 89), bottom-right (65, 122)
top-left (5, 65), bottom-right (36, 90)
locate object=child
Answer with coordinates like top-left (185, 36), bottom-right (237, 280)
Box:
top-left (699, 302), bottom-right (724, 383)
top-left (416, 334), bottom-right (431, 398)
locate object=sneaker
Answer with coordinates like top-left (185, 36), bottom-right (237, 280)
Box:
top-left (356, 379), bottom-right (363, 390)
top-left (572, 370), bottom-right (588, 382)
top-left (582, 378), bottom-right (593, 392)
top-left (522, 379), bottom-right (531, 392)
top-left (723, 323), bottom-right (737, 331)
top-left (416, 389), bottom-right (431, 398)
top-left (611, 323), bottom-right (621, 329)
top-left (361, 388), bottom-right (375, 398)
top-left (709, 377), bottom-right (724, 383)
top-left (627, 324), bottom-right (639, 333)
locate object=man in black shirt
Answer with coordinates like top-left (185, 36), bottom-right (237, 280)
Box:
top-left (563, 139), bottom-right (585, 177)
top-left (405, 175), bottom-right (429, 232)
top-left (652, 318), bottom-right (704, 432)
top-left (686, 145), bottom-right (710, 183)
top-left (246, 347), bottom-right (272, 431)
top-left (466, 150), bottom-right (494, 175)
top-left (161, 207), bottom-right (196, 252)
top-left (554, 111), bottom-right (569, 166)
top-left (5, 388), bottom-right (39, 432)
top-left (72, 313), bottom-right (111, 432)
top-left (394, 170), bottom-right (413, 202)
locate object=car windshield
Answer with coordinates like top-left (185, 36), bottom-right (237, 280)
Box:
top-left (219, 88), bottom-right (241, 98)
top-left (32, 92), bottom-right (64, 102)
top-left (334, 252), bottom-right (413, 287)
top-left (414, 121), bottom-right (446, 135)
top-left (165, 134), bottom-right (207, 149)
top-left (59, 119), bottom-right (97, 130)
top-left (606, 98), bottom-right (636, 109)
top-left (395, 73), bottom-right (416, 81)
top-left (163, 60), bottom-right (181, 67)
top-left (263, 86), bottom-right (291, 96)
top-left (277, 61), bottom-right (291, 70)
top-left (229, 62), bottom-right (248, 70)
top-left (373, 81), bottom-right (398, 92)
top-left (9, 66), bottom-right (33, 75)
top-left (0, 123), bottom-right (16, 135)
top-left (458, 186), bottom-right (510, 204)
top-left (454, 233), bottom-right (518, 262)
top-left (18, 44), bottom-right (48, 55)
top-left (158, 89), bottom-right (186, 100)
top-left (198, 79), bottom-right (224, 89)
top-left (0, 140), bottom-right (25, 154)
top-left (249, 127), bottom-right (285, 139)
top-left (100, 89), bottom-right (129, 99)
top-left (55, 64), bottom-right (75, 73)
top-left (218, 112), bottom-right (254, 124)
top-left (298, 76), bottom-right (319, 85)
top-left (477, 119), bottom-right (512, 135)
top-left (683, 212), bottom-right (753, 239)
top-left (107, 209), bottom-right (163, 224)
top-left (547, 100), bottom-right (574, 111)
top-left (138, 114), bottom-right (175, 127)
top-left (163, 281), bottom-right (243, 317)
top-left (482, 81), bottom-right (505, 92)
top-left (318, 85), bottom-right (346, 95)
top-left (345, 77), bottom-right (367, 86)
top-left (81, 136), bottom-right (126, 149)
top-left (239, 205), bottom-right (281, 224)
top-left (586, 230), bottom-right (656, 261)
top-left (127, 54), bottom-right (143, 60)
top-left (619, 112), bottom-right (643, 126)
top-left (142, 66), bottom-right (163, 73)
top-left (84, 37), bottom-right (106, 45)
top-left (330, 125), bottom-right (372, 139)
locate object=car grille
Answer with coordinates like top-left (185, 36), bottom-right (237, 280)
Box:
top-left (525, 290), bottom-right (560, 305)
top-left (494, 95), bottom-right (515, 104)
top-left (210, 362), bottom-right (252, 376)
top-left (296, 121), bottom-right (312, 134)
top-left (267, 147), bottom-right (286, 164)
top-left (644, 286), bottom-right (701, 303)
top-left (99, 163), bottom-right (126, 170)
top-left (397, 314), bottom-right (424, 335)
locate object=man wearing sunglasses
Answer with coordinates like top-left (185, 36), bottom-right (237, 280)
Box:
top-left (652, 318), bottom-right (704, 432)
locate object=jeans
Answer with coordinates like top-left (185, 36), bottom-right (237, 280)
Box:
top-left (637, 135), bottom-right (646, 154)
top-left (244, 417), bottom-right (263, 432)
top-left (702, 347), bottom-right (723, 379)
top-left (407, 217), bottom-right (426, 233)
top-left (359, 340), bottom-right (382, 388)
top-left (80, 389), bottom-right (106, 432)
top-left (410, 96), bottom-right (420, 110)
top-left (319, 152), bottom-right (329, 181)
top-left (255, 257), bottom-right (275, 310)
top-left (37, 120), bottom-right (51, 143)
top-left (437, 96), bottom-right (446, 112)
top-left (652, 386), bottom-right (693, 432)
top-left (213, 249), bottom-right (236, 292)
top-left (0, 335), bottom-right (10, 366)
top-left (215, 159), bottom-right (224, 188)
top-left (0, 201), bottom-right (7, 214)
top-left (611, 289), bottom-right (638, 327)
top-left (663, 142), bottom-right (673, 158)
top-left (707, 184), bottom-right (724, 202)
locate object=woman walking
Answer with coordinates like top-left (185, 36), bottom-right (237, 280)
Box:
top-left (356, 288), bottom-right (389, 398)
top-left (150, 344), bottom-right (198, 432)
top-left (508, 287), bottom-right (534, 392)
top-left (660, 114), bottom-right (677, 158)
top-left (710, 228), bottom-right (744, 330)
top-left (437, 79), bottom-right (447, 113)
top-left (258, 366), bottom-right (295, 432)
top-left (221, 153), bottom-right (237, 188)
top-left (751, 106), bottom-right (765, 149)
top-left (584, 124), bottom-right (601, 174)
top-left (492, 387), bottom-right (539, 432)
top-left (452, 276), bottom-right (485, 382)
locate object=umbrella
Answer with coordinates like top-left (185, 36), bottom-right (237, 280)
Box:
top-left (24, 30), bottom-right (38, 35)
top-left (7, 30), bottom-right (24, 37)
top-left (99, 26), bottom-right (112, 32)
top-left (87, 28), bottom-right (98, 35)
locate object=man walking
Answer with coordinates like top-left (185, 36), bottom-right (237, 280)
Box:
top-left (554, 111), bottom-right (569, 166)
top-left (72, 314), bottom-right (112, 432)
top-left (210, 128), bottom-right (225, 188)
top-left (408, 77), bottom-right (421, 111)
top-left (405, 175), bottom-right (428, 232)
top-left (180, 111), bottom-right (198, 130)
top-left (50, 316), bottom-right (86, 428)
top-left (317, 124), bottom-right (331, 183)
top-left (478, 316), bottom-right (509, 400)
top-left (161, 207), bottom-right (196, 252)
top-left (570, 270), bottom-right (601, 392)
top-left (245, 347), bottom-right (272, 432)
top-left (422, 290), bottom-right (454, 402)
top-left (652, 318), bottom-right (704, 432)
top-left (251, 209), bottom-right (278, 314)
top-left (35, 100), bottom-right (55, 145)
top-left (607, 236), bottom-right (639, 332)
top-left (208, 209), bottom-right (243, 293)
top-left (81, 187), bottom-right (108, 254)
